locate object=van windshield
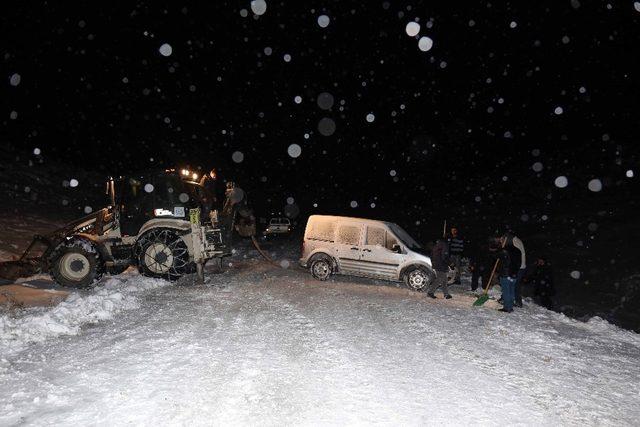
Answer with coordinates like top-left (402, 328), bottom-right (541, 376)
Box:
top-left (388, 223), bottom-right (422, 250)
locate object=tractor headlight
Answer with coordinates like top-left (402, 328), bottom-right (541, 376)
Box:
top-left (154, 208), bottom-right (173, 217)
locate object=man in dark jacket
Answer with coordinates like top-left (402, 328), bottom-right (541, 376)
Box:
top-left (529, 257), bottom-right (555, 310)
top-left (427, 238), bottom-right (452, 299)
top-left (496, 236), bottom-right (521, 313)
top-left (447, 227), bottom-right (464, 284)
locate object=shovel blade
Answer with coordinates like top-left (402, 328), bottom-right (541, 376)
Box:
top-left (473, 293), bottom-right (489, 307)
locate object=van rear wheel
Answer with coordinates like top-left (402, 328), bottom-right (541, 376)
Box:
top-left (310, 258), bottom-right (332, 281)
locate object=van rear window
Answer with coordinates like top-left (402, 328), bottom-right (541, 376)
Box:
top-left (307, 220), bottom-right (336, 242)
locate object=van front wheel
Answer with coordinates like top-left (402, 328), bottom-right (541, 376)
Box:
top-left (404, 267), bottom-right (434, 291)
top-left (310, 258), bottom-right (332, 281)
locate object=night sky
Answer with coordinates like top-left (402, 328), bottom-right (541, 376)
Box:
top-left (2, 2), bottom-right (639, 234)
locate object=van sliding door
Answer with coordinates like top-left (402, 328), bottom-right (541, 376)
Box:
top-left (335, 224), bottom-right (363, 274)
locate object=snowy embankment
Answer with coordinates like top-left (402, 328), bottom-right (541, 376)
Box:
top-left (0, 272), bottom-right (171, 355)
top-left (1, 242), bottom-right (639, 426)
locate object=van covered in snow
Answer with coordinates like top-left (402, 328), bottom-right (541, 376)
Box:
top-left (299, 215), bottom-right (436, 290)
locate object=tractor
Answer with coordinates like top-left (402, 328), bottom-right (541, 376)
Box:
top-left (0, 168), bottom-right (255, 287)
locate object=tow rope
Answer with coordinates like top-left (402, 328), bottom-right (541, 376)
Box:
top-left (250, 236), bottom-right (283, 268)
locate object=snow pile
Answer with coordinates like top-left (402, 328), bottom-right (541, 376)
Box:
top-left (582, 315), bottom-right (640, 345)
top-left (0, 273), bottom-right (171, 355)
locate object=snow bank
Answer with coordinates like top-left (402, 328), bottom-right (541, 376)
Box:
top-left (0, 273), bottom-right (171, 355)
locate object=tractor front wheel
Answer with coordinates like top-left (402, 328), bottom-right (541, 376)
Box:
top-left (50, 239), bottom-right (104, 288)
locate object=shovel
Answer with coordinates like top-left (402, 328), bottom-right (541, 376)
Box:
top-left (472, 258), bottom-right (500, 306)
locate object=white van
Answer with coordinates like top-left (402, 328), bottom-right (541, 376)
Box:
top-left (299, 215), bottom-right (438, 290)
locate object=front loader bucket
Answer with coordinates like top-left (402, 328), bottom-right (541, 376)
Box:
top-left (0, 259), bottom-right (42, 282)
top-left (0, 234), bottom-right (53, 282)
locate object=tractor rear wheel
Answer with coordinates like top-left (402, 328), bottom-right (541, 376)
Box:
top-left (50, 239), bottom-right (104, 288)
top-left (136, 229), bottom-right (190, 281)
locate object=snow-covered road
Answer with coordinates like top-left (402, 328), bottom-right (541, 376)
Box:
top-left (1, 242), bottom-right (640, 426)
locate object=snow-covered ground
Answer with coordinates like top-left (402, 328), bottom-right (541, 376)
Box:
top-left (1, 239), bottom-right (640, 426)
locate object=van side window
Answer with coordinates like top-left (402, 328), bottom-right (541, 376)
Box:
top-left (337, 225), bottom-right (361, 246)
top-left (366, 227), bottom-right (386, 247)
top-left (308, 220), bottom-right (336, 242)
top-left (386, 233), bottom-right (398, 251)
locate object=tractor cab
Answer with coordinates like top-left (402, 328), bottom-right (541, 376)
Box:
top-left (114, 169), bottom-right (218, 236)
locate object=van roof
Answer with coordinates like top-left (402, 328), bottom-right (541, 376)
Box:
top-left (307, 214), bottom-right (394, 227)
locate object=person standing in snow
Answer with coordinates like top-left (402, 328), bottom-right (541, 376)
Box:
top-left (447, 226), bottom-right (465, 284)
top-left (528, 256), bottom-right (555, 310)
top-left (427, 238), bottom-right (452, 299)
top-left (501, 232), bottom-right (526, 307)
top-left (470, 239), bottom-right (497, 292)
top-left (496, 236), bottom-right (521, 313)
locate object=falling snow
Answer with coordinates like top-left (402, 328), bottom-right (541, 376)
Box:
top-left (250, 0), bottom-right (267, 16)
top-left (9, 73), bottom-right (21, 86)
top-left (287, 144), bottom-right (302, 158)
top-left (405, 22), bottom-right (420, 37)
top-left (588, 179), bottom-right (603, 192)
top-left (554, 176), bottom-right (569, 188)
top-left (418, 36), bottom-right (433, 52)
top-left (317, 15), bottom-right (330, 28)
top-left (232, 151), bottom-right (244, 163)
top-left (316, 92), bottom-right (334, 110)
top-left (318, 117), bottom-right (336, 136)
top-left (159, 43), bottom-right (172, 57)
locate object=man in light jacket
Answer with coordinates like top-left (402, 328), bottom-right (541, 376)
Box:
top-left (497, 236), bottom-right (521, 313)
top-left (502, 232), bottom-right (526, 307)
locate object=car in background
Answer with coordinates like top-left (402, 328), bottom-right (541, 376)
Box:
top-left (299, 215), bottom-right (445, 291)
top-left (263, 217), bottom-right (291, 236)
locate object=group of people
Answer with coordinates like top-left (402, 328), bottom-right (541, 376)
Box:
top-left (426, 226), bottom-right (556, 313)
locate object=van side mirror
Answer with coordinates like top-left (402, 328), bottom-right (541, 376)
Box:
top-left (392, 244), bottom-right (402, 253)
